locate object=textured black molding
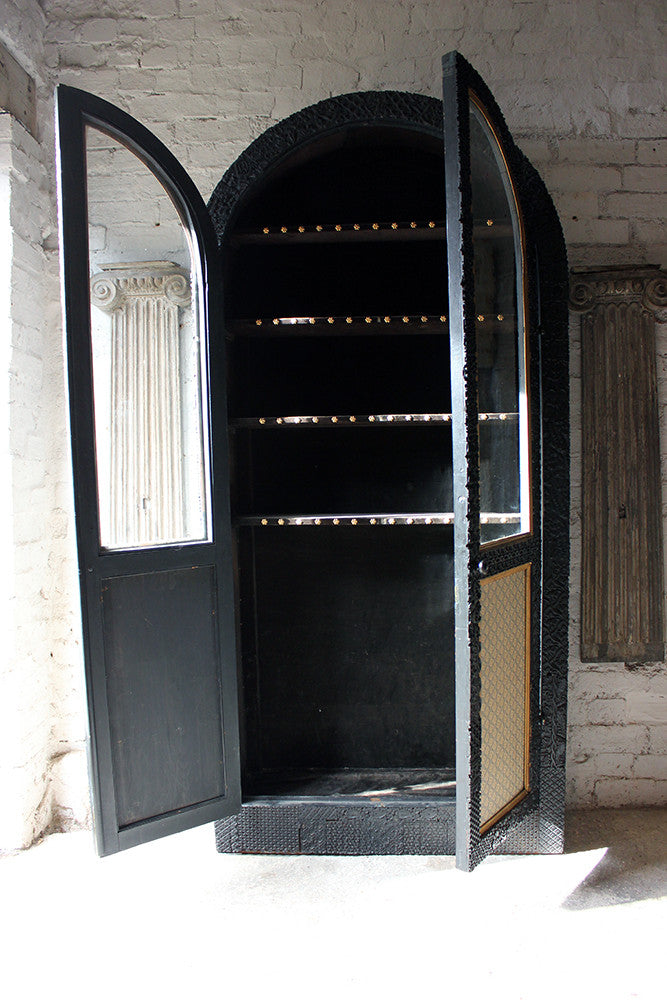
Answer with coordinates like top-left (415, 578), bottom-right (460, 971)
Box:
top-left (215, 801), bottom-right (456, 855)
top-left (208, 91), bottom-right (442, 241)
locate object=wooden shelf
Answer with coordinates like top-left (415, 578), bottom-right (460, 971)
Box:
top-left (228, 314), bottom-right (516, 336)
top-left (235, 513), bottom-right (521, 527)
top-left (230, 411), bottom-right (518, 428)
top-left (228, 314), bottom-right (449, 336)
top-left (230, 220), bottom-right (512, 245)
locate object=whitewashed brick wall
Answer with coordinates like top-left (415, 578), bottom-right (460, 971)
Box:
top-left (1, 0), bottom-right (665, 848)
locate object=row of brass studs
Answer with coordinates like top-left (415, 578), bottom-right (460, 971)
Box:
top-left (254, 219), bottom-right (502, 236)
top-left (259, 221), bottom-right (444, 235)
top-left (254, 514), bottom-right (455, 526)
top-left (253, 413), bottom-right (453, 426)
top-left (242, 512), bottom-right (520, 527)
top-left (253, 314), bottom-right (448, 327)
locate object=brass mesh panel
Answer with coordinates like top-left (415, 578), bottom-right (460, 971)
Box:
top-left (479, 564), bottom-right (530, 830)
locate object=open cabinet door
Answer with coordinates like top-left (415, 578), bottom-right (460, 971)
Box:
top-left (443, 54), bottom-right (543, 871)
top-left (56, 87), bottom-right (240, 855)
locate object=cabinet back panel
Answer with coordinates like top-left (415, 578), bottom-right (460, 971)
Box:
top-left (235, 424), bottom-right (453, 516)
top-left (228, 333), bottom-right (451, 417)
top-left (239, 526), bottom-right (455, 773)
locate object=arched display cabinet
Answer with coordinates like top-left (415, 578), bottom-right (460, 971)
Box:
top-left (57, 53), bottom-right (568, 871)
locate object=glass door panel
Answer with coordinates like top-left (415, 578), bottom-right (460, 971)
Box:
top-left (469, 101), bottom-right (530, 544)
top-left (85, 126), bottom-right (210, 549)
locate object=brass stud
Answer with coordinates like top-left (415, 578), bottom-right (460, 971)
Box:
top-left (424, 414), bottom-right (431, 421)
top-left (428, 221), bottom-right (435, 228)
top-left (309, 317), bottom-right (315, 325)
top-left (440, 315), bottom-right (447, 323)
top-left (480, 413), bottom-right (487, 421)
top-left (486, 219), bottom-right (493, 227)
top-left (294, 417), bottom-right (301, 424)
top-left (369, 415), bottom-right (376, 422)
top-left (314, 518), bottom-right (321, 525)
top-left (273, 318), bottom-right (279, 325)
top-left (312, 416), bottom-right (319, 423)
top-left (388, 517), bottom-right (395, 524)
top-left (331, 416), bottom-right (338, 423)
top-left (407, 517), bottom-right (414, 524)
top-left (262, 227), bottom-right (269, 234)
top-left (316, 225), bottom-right (323, 232)
top-left (278, 518), bottom-right (285, 525)
top-left (353, 223), bottom-right (360, 230)
top-left (256, 319), bottom-right (263, 326)
top-left (259, 417), bottom-right (266, 425)
top-left (365, 316), bottom-right (372, 324)
top-left (402, 315), bottom-right (409, 323)
top-left (277, 417), bottom-right (283, 424)
top-left (372, 223), bottom-right (379, 230)
top-left (327, 317), bottom-right (334, 324)
top-left (388, 414), bottom-right (394, 422)
top-left (351, 518), bottom-right (358, 525)
top-left (370, 518), bottom-right (377, 525)
top-left (349, 415), bottom-right (356, 422)
top-left (333, 518), bottom-right (340, 525)
top-left (477, 314), bottom-right (485, 322)
top-left (391, 222), bottom-right (398, 230)
top-left (298, 225), bottom-right (305, 233)
top-left (384, 316), bottom-right (391, 323)
top-left (421, 315), bottom-right (428, 324)
top-left (405, 414), bottom-right (412, 421)
top-left (335, 224), bottom-right (342, 232)
top-left (281, 226), bottom-right (287, 233)
top-left (346, 316), bottom-right (353, 324)
top-left (425, 517), bottom-right (432, 524)
top-left (410, 221), bottom-right (417, 229)
top-left (261, 518), bottom-right (268, 525)
top-left (497, 313), bottom-right (504, 321)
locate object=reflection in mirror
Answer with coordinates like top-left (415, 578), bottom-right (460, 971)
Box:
top-left (86, 126), bottom-right (209, 549)
top-left (469, 101), bottom-right (530, 544)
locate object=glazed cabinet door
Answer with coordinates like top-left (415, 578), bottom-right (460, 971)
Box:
top-left (443, 54), bottom-right (543, 871)
top-left (56, 87), bottom-right (240, 855)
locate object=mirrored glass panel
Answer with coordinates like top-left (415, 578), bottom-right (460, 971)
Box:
top-left (469, 100), bottom-right (530, 544)
top-left (86, 126), bottom-right (210, 549)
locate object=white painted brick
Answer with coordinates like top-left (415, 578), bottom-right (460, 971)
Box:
top-left (568, 723), bottom-right (650, 757)
top-left (544, 164), bottom-right (622, 195)
top-left (633, 754), bottom-right (667, 780)
top-left (603, 190), bottom-right (667, 220)
top-left (78, 19), bottom-right (118, 44)
top-left (556, 138), bottom-right (636, 165)
top-left (584, 698), bottom-right (628, 726)
top-left (636, 139), bottom-right (667, 166)
top-left (594, 776), bottom-right (667, 807)
top-left (650, 726), bottom-right (667, 755)
top-left (622, 165), bottom-right (667, 192)
top-left (562, 218), bottom-right (630, 247)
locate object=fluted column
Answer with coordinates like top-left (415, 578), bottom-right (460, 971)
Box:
top-left (91, 262), bottom-right (192, 548)
top-left (571, 266), bottom-right (667, 662)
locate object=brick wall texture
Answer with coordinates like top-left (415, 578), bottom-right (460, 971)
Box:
top-left (0, 0), bottom-right (665, 848)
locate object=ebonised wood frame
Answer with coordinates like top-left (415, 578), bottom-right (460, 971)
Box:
top-left (209, 62), bottom-right (569, 867)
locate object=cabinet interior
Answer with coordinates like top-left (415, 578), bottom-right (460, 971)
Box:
top-left (226, 125), bottom-right (459, 801)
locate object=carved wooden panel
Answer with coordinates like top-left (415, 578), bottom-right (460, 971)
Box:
top-left (571, 267), bottom-right (667, 662)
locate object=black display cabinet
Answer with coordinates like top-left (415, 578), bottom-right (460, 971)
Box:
top-left (57, 53), bottom-right (568, 871)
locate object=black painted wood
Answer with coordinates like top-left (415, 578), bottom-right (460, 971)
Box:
top-left (443, 52), bottom-right (547, 870)
top-left (210, 70), bottom-right (568, 862)
top-left (56, 86), bottom-right (241, 855)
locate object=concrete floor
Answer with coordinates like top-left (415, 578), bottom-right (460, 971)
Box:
top-left (1, 808), bottom-right (665, 1000)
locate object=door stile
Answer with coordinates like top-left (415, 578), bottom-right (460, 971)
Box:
top-left (56, 86), bottom-right (241, 855)
top-left (443, 52), bottom-right (544, 871)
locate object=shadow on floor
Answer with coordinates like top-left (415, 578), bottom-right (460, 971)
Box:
top-left (562, 807), bottom-right (667, 909)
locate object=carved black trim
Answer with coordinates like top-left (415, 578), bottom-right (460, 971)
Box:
top-left (208, 91), bottom-right (442, 242)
